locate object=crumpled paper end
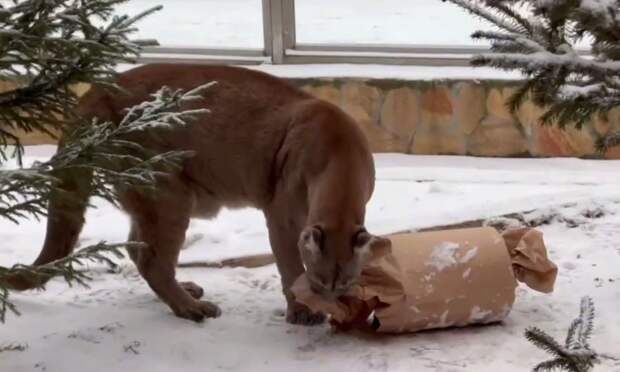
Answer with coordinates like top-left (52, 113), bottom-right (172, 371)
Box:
top-left (290, 275), bottom-right (351, 322)
top-left (290, 275), bottom-right (379, 330)
top-left (502, 228), bottom-right (559, 293)
top-left (290, 243), bottom-right (403, 330)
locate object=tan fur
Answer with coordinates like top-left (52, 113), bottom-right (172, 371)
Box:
top-left (8, 64), bottom-right (388, 324)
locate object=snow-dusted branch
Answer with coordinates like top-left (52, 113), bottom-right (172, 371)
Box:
top-left (472, 51), bottom-right (620, 76)
top-left (117, 82), bottom-right (215, 132)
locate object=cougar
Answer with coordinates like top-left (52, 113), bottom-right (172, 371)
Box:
top-left (7, 64), bottom-right (389, 325)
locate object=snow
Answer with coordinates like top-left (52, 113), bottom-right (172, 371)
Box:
top-left (460, 246), bottom-right (479, 264)
top-left (2, 146), bottom-right (620, 371)
top-left (560, 83), bottom-right (606, 99)
top-left (578, 0), bottom-right (620, 26)
top-left (438, 310), bottom-right (450, 327)
top-left (462, 267), bottom-right (472, 279)
top-left (469, 306), bottom-right (494, 322)
top-left (424, 241), bottom-right (477, 274)
top-left (426, 242), bottom-right (461, 271)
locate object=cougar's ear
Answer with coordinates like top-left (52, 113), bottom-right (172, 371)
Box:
top-left (298, 225), bottom-right (323, 260)
top-left (353, 229), bottom-right (391, 261)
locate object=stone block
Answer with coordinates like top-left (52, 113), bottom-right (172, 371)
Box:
top-left (341, 81), bottom-right (382, 123)
top-left (453, 82), bottom-right (486, 135)
top-left (486, 88), bottom-right (515, 121)
top-left (380, 87), bottom-right (418, 139)
top-left (531, 125), bottom-right (596, 157)
top-left (468, 116), bottom-right (528, 157)
top-left (302, 84), bottom-right (342, 107)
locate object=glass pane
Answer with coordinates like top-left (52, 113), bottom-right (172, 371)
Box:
top-left (116, 0), bottom-right (264, 48)
top-left (295, 0), bottom-right (490, 46)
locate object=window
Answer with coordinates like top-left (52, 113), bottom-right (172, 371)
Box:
top-left (127, 0), bottom-right (516, 66)
top-left (117, 0), bottom-right (264, 49)
top-left (295, 0), bottom-right (489, 46)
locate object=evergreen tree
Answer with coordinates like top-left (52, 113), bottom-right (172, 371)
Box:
top-left (444, 0), bottom-right (620, 151)
top-left (0, 1), bottom-right (213, 322)
top-left (525, 296), bottom-right (599, 372)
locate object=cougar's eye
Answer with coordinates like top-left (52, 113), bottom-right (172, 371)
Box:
top-left (338, 278), bottom-right (355, 289)
top-left (312, 225), bottom-right (325, 250)
top-left (352, 228), bottom-right (371, 248)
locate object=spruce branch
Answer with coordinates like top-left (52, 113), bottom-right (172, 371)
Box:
top-left (0, 168), bottom-right (57, 223)
top-left (525, 296), bottom-right (600, 372)
top-left (527, 327), bottom-right (568, 359)
top-left (533, 359), bottom-right (574, 372)
top-left (0, 241), bottom-right (145, 323)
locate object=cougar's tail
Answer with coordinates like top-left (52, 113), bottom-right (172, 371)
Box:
top-left (2, 142), bottom-right (94, 290)
top-left (33, 165), bottom-right (93, 266)
top-left (4, 88), bottom-right (112, 290)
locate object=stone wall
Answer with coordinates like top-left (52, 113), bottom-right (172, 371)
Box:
top-left (7, 77), bottom-right (620, 159)
top-left (292, 78), bottom-right (620, 159)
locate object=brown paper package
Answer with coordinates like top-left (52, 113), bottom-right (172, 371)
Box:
top-left (291, 227), bottom-right (558, 333)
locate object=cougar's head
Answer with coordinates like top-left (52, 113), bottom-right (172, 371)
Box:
top-left (298, 224), bottom-right (390, 299)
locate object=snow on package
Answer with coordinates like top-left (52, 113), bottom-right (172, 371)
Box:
top-left (291, 227), bottom-right (558, 333)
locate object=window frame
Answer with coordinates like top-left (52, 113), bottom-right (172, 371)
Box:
top-left (136, 0), bottom-right (588, 66)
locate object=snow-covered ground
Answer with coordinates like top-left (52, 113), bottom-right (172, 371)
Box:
top-left (1, 146), bottom-right (619, 371)
top-left (116, 0), bottom-right (489, 48)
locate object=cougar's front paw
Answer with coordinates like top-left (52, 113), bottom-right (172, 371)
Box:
top-left (179, 281), bottom-right (204, 299)
top-left (173, 300), bottom-right (221, 323)
top-left (286, 302), bottom-right (325, 326)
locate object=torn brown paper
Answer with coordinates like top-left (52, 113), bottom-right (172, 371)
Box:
top-left (503, 228), bottom-right (558, 293)
top-left (291, 227), bottom-right (558, 333)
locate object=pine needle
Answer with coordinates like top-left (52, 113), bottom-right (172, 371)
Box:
top-left (525, 296), bottom-right (600, 372)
